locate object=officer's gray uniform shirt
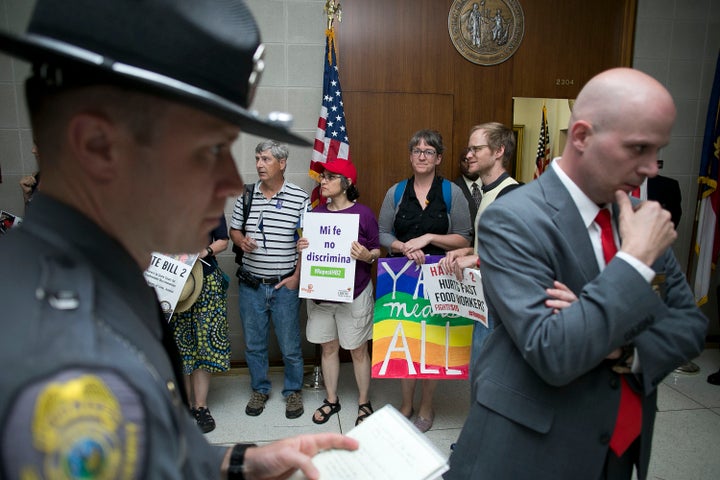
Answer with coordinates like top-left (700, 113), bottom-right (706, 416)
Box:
top-left (0, 194), bottom-right (227, 478)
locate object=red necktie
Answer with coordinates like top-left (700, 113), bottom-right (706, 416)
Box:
top-left (594, 208), bottom-right (642, 456)
top-left (631, 187), bottom-right (641, 198)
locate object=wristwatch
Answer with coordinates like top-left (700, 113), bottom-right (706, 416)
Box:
top-left (206, 246), bottom-right (214, 256)
top-left (368, 252), bottom-right (377, 264)
top-left (228, 443), bottom-right (256, 480)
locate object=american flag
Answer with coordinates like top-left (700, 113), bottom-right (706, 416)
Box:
top-left (533, 104), bottom-right (551, 179)
top-left (309, 30), bottom-right (350, 207)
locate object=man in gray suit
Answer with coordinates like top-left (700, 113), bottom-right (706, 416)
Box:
top-left (446, 68), bottom-right (707, 479)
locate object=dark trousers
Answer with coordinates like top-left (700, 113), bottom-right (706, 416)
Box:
top-left (599, 438), bottom-right (640, 480)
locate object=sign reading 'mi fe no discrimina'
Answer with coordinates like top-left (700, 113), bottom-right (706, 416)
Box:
top-left (299, 212), bottom-right (359, 303)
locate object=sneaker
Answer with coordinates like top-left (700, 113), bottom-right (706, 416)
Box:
top-left (245, 391), bottom-right (269, 416)
top-left (285, 391), bottom-right (304, 419)
top-left (195, 407), bottom-right (216, 433)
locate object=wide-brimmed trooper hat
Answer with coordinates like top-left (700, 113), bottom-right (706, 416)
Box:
top-left (0, 0), bottom-right (309, 146)
top-left (175, 261), bottom-right (203, 313)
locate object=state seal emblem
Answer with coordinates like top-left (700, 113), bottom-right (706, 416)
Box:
top-left (448, 0), bottom-right (525, 66)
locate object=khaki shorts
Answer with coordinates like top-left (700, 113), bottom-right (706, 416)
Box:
top-left (306, 283), bottom-right (374, 350)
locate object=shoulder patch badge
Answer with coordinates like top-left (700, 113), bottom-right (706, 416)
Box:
top-left (2, 370), bottom-right (146, 479)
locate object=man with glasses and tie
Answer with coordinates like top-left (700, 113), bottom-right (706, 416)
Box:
top-left (442, 122), bottom-right (521, 367)
top-left (230, 140), bottom-right (309, 421)
top-left (446, 69), bottom-right (707, 480)
top-left (453, 150), bottom-right (482, 243)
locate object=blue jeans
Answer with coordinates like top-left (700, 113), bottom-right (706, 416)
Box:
top-left (470, 316), bottom-right (493, 379)
top-left (238, 282), bottom-right (304, 397)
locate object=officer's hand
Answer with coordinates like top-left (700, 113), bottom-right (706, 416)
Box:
top-left (242, 433), bottom-right (359, 480)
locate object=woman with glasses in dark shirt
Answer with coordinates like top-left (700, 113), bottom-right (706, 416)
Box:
top-left (378, 129), bottom-right (472, 432)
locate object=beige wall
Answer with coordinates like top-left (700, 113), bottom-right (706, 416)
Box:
top-left (1, 0), bottom-right (719, 346)
top-left (512, 97), bottom-right (572, 183)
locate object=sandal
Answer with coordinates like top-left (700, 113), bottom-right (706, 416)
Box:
top-left (312, 398), bottom-right (341, 425)
top-left (355, 402), bottom-right (374, 426)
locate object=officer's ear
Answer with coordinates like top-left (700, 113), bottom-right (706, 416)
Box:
top-left (67, 112), bottom-right (122, 182)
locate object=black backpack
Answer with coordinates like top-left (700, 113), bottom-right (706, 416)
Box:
top-left (232, 183), bottom-right (254, 265)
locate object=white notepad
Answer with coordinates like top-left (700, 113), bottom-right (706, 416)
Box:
top-left (289, 404), bottom-right (449, 480)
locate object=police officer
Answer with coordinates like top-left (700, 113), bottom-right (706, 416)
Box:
top-left (0, 1), bottom-right (356, 478)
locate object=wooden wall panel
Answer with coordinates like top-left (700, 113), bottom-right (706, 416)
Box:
top-left (451, 54), bottom-right (515, 161)
top-left (338, 0), bottom-right (454, 94)
top-left (512, 0), bottom-right (637, 98)
top-left (336, 0), bottom-right (635, 218)
top-left (343, 92), bottom-right (454, 215)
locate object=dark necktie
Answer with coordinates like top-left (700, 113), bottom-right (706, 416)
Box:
top-left (594, 208), bottom-right (642, 456)
top-left (471, 182), bottom-right (482, 208)
top-left (156, 300), bottom-right (189, 406)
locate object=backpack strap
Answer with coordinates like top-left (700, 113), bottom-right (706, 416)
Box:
top-left (393, 178), bottom-right (408, 209)
top-left (241, 183), bottom-right (255, 232)
top-left (441, 178), bottom-right (452, 211)
top-left (393, 177), bottom-right (452, 211)
top-left (233, 183), bottom-right (255, 265)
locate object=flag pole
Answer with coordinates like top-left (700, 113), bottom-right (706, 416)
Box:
top-left (686, 184), bottom-right (703, 279)
top-left (304, 0), bottom-right (346, 391)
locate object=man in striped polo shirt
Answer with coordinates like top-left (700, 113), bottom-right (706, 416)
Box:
top-left (230, 140), bottom-right (309, 419)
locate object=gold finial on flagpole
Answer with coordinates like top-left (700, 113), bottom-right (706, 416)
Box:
top-left (324, 0), bottom-right (342, 31)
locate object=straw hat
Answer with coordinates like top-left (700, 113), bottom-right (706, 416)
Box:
top-left (175, 261), bottom-right (203, 313)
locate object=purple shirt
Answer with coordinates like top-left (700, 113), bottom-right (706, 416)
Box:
top-left (312, 202), bottom-right (380, 298)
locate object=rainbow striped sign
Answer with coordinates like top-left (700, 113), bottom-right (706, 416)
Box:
top-left (371, 256), bottom-right (473, 379)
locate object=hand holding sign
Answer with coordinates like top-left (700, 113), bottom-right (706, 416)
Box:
top-left (422, 263), bottom-right (487, 326)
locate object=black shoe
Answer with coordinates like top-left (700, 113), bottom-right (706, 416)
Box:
top-left (674, 361), bottom-right (700, 374)
top-left (708, 368), bottom-right (720, 385)
top-left (196, 407), bottom-right (216, 433)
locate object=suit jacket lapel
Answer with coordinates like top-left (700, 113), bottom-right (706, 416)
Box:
top-left (538, 167), bottom-right (600, 282)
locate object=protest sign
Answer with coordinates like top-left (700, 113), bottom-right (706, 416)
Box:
top-left (0, 210), bottom-right (22, 235)
top-left (299, 212), bottom-right (359, 303)
top-left (144, 252), bottom-right (198, 321)
top-left (371, 256), bottom-right (472, 380)
top-left (421, 263), bottom-right (487, 326)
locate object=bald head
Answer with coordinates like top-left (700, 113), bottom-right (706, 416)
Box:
top-left (559, 68), bottom-right (676, 204)
top-left (569, 68), bottom-right (675, 135)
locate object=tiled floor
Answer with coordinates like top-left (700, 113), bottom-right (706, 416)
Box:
top-left (205, 348), bottom-right (720, 479)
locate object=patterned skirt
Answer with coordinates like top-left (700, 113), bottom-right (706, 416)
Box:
top-left (170, 267), bottom-right (231, 374)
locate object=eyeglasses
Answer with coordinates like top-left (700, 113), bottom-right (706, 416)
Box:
top-left (468, 145), bottom-right (490, 154)
top-left (411, 149), bottom-right (437, 157)
top-left (320, 173), bottom-right (342, 181)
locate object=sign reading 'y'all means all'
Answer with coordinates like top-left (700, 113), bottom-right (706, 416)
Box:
top-left (372, 256), bottom-right (473, 380)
